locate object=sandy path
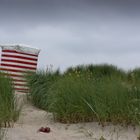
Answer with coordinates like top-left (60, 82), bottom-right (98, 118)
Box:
top-left (5, 94), bottom-right (140, 140)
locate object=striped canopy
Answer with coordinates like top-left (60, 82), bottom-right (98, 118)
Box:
top-left (0, 45), bottom-right (40, 93)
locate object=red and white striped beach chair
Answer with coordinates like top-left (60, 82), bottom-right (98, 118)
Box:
top-left (0, 45), bottom-right (40, 93)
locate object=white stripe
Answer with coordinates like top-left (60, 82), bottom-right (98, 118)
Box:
top-left (1, 75), bottom-right (23, 81)
top-left (13, 81), bottom-right (27, 85)
top-left (0, 45), bottom-right (40, 55)
top-left (0, 66), bottom-right (36, 72)
top-left (1, 71), bottom-right (29, 78)
top-left (14, 85), bottom-right (29, 89)
top-left (1, 71), bottom-right (25, 76)
top-left (2, 52), bottom-right (38, 59)
top-left (1, 57), bottom-right (38, 63)
top-left (1, 62), bottom-right (37, 68)
top-left (11, 77), bottom-right (26, 81)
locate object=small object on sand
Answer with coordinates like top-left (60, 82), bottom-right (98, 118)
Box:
top-left (38, 127), bottom-right (51, 133)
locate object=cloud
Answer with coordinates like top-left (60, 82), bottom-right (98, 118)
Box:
top-left (0, 0), bottom-right (140, 71)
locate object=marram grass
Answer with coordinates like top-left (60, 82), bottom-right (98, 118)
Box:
top-left (26, 64), bottom-right (140, 125)
top-left (25, 69), bottom-right (61, 110)
top-left (0, 72), bottom-right (21, 127)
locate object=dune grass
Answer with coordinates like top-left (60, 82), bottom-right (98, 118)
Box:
top-left (65, 64), bottom-right (126, 79)
top-left (127, 68), bottom-right (140, 86)
top-left (26, 64), bottom-right (140, 125)
top-left (47, 73), bottom-right (140, 124)
top-left (26, 69), bottom-right (61, 110)
top-left (0, 72), bottom-right (21, 127)
top-left (47, 72), bottom-right (97, 123)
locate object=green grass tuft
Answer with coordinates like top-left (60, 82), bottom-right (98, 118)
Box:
top-left (0, 72), bottom-right (21, 127)
top-left (25, 69), bottom-right (61, 110)
top-left (26, 64), bottom-right (140, 125)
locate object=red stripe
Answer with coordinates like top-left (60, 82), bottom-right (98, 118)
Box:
top-left (1, 59), bottom-right (37, 66)
top-left (2, 50), bottom-right (38, 57)
top-left (2, 54), bottom-right (38, 61)
top-left (14, 83), bottom-right (27, 86)
top-left (0, 68), bottom-right (27, 73)
top-left (1, 63), bottom-right (36, 70)
top-left (4, 73), bottom-right (24, 78)
top-left (14, 88), bottom-right (29, 92)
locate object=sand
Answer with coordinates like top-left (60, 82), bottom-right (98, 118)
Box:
top-left (5, 93), bottom-right (140, 140)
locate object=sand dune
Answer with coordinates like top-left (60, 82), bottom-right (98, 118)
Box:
top-left (5, 93), bottom-right (140, 140)
top-left (4, 104), bottom-right (140, 140)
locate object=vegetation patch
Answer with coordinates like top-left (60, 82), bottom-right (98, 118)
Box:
top-left (0, 72), bottom-right (21, 127)
top-left (26, 70), bottom-right (61, 110)
top-left (26, 64), bottom-right (140, 125)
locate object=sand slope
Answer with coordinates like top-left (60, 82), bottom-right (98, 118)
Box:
top-left (5, 97), bottom-right (140, 140)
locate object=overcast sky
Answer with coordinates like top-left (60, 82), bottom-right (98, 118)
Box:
top-left (0, 0), bottom-right (140, 71)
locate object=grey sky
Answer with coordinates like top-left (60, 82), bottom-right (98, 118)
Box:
top-left (0, 0), bottom-right (140, 71)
